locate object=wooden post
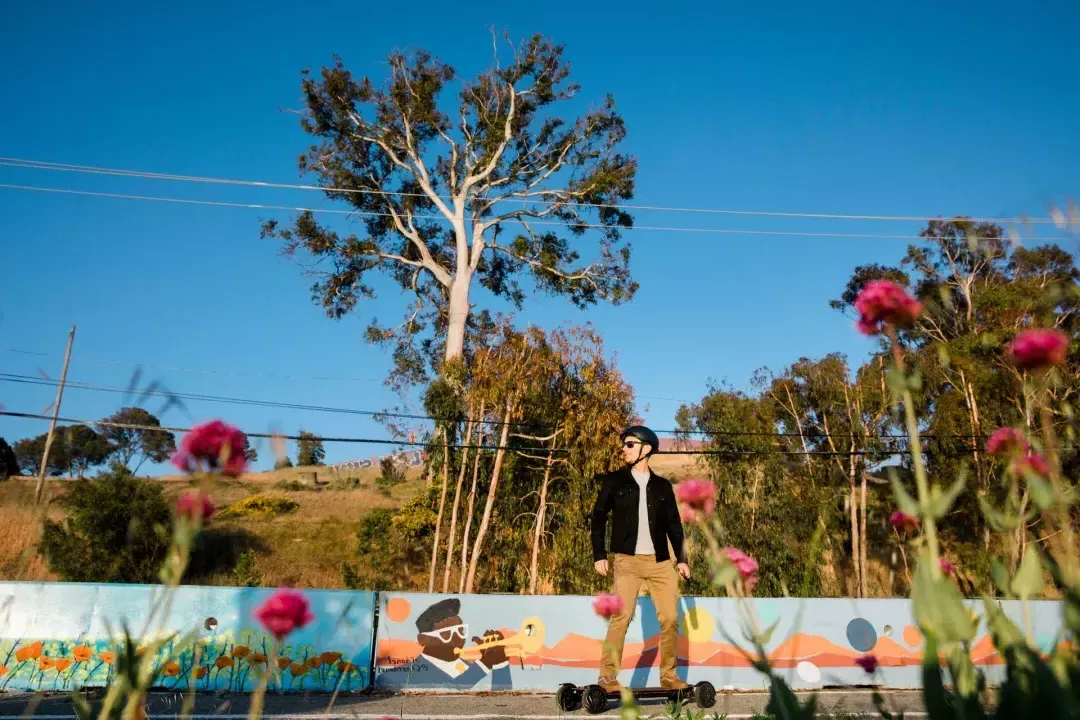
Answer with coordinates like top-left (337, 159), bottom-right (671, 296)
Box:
top-left (35, 325), bottom-right (75, 504)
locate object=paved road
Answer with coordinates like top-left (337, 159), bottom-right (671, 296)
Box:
top-left (0, 689), bottom-right (927, 719)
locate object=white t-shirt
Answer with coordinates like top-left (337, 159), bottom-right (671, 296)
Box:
top-left (631, 469), bottom-right (655, 555)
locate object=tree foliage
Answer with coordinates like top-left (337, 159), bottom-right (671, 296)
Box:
top-left (98, 407), bottom-right (177, 472)
top-left (262, 32), bottom-right (638, 387)
top-left (0, 437), bottom-right (17, 480)
top-left (296, 431), bottom-right (325, 466)
top-left (14, 426), bottom-right (112, 478)
top-left (38, 464), bottom-right (174, 583)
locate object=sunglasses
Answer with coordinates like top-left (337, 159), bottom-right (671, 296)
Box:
top-left (623, 440), bottom-right (643, 449)
top-left (420, 623), bottom-right (468, 642)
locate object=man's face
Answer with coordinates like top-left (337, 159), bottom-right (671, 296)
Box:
top-left (417, 615), bottom-right (468, 662)
top-left (622, 436), bottom-right (650, 465)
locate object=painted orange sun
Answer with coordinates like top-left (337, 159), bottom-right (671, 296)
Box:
top-left (385, 597), bottom-right (411, 623)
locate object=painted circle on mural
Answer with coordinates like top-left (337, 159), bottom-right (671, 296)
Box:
top-left (796, 661), bottom-right (821, 683)
top-left (680, 608), bottom-right (716, 642)
top-left (386, 597), bottom-right (411, 623)
top-left (902, 625), bottom-right (923, 648)
top-left (845, 618), bottom-right (877, 652)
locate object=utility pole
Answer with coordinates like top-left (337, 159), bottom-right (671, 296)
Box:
top-left (35, 325), bottom-right (75, 505)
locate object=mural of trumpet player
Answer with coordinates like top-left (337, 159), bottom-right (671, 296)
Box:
top-left (375, 597), bottom-right (530, 690)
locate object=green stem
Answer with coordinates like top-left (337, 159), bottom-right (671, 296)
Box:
top-left (902, 388), bottom-right (941, 574)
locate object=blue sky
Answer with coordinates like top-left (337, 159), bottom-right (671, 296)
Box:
top-left (1, 0), bottom-right (1078, 472)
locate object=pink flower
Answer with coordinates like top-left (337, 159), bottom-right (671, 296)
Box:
top-left (1007, 329), bottom-right (1069, 370)
top-left (986, 427), bottom-right (1029, 457)
top-left (255, 588), bottom-right (314, 640)
top-left (1014, 452), bottom-right (1050, 478)
top-left (675, 478), bottom-right (716, 519)
top-left (939, 558), bottom-right (955, 576)
top-left (172, 420), bottom-right (248, 477)
top-left (889, 511), bottom-right (918, 533)
top-left (176, 491), bottom-right (215, 523)
top-left (722, 547), bottom-right (759, 591)
top-left (853, 280), bottom-right (923, 336)
top-left (855, 654), bottom-right (879, 673)
top-left (592, 594), bottom-right (623, 620)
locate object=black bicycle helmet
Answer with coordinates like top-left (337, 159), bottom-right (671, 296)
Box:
top-left (621, 425), bottom-right (660, 456)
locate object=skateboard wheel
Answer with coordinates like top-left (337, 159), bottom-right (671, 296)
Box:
top-left (693, 681), bottom-right (716, 708)
top-left (583, 684), bottom-right (608, 714)
top-left (555, 683), bottom-right (580, 712)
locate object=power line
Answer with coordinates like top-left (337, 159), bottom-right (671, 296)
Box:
top-left (0, 409), bottom-right (934, 457)
top-left (0, 373), bottom-right (542, 431)
top-left (0, 410), bottom-right (548, 453)
top-left (0, 372), bottom-right (987, 446)
top-left (0, 183), bottom-right (1067, 243)
top-left (0, 156), bottom-right (1068, 226)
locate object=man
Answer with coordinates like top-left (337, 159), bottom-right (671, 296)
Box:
top-left (379, 597), bottom-right (513, 690)
top-left (590, 425), bottom-right (690, 693)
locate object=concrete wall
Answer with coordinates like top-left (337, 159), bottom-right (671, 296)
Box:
top-left (0, 583), bottom-right (1067, 694)
top-left (372, 592), bottom-right (1066, 692)
top-left (0, 583), bottom-right (375, 694)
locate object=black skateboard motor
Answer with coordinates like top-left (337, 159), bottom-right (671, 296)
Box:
top-left (555, 681), bottom-right (717, 714)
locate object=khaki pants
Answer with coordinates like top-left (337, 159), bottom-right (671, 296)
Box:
top-left (599, 553), bottom-right (680, 682)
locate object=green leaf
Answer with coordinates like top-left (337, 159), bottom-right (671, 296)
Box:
top-left (71, 691), bottom-right (93, 720)
top-left (886, 367), bottom-right (908, 399)
top-left (928, 471), bottom-right (966, 519)
top-left (1011, 549), bottom-right (1045, 599)
top-left (979, 494), bottom-right (1021, 531)
top-left (920, 634), bottom-right (955, 720)
top-left (945, 643), bottom-right (987, 718)
top-left (990, 560), bottom-right (1013, 598)
top-left (889, 469), bottom-right (920, 517)
top-left (913, 551), bottom-right (976, 644)
top-left (710, 563), bottom-right (738, 590)
top-left (1026, 473), bottom-right (1055, 511)
top-left (937, 344), bottom-right (952, 369)
top-left (758, 617), bottom-right (782, 646)
top-left (909, 368), bottom-right (924, 392)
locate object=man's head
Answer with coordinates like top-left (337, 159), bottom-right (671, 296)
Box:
top-left (415, 597), bottom-right (467, 662)
top-left (621, 425), bottom-right (660, 468)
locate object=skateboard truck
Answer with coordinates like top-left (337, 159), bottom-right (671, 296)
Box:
top-left (555, 681), bottom-right (717, 714)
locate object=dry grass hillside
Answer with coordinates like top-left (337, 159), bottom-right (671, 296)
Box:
top-left (0, 455), bottom-right (702, 590)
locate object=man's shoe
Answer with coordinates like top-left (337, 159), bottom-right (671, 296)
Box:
top-left (660, 678), bottom-right (689, 690)
top-left (597, 677), bottom-right (621, 693)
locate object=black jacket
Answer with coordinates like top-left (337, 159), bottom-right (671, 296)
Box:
top-left (590, 467), bottom-right (687, 564)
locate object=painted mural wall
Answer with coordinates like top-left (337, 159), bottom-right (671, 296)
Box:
top-left (0, 583), bottom-right (376, 694)
top-left (372, 592), bottom-right (1068, 692)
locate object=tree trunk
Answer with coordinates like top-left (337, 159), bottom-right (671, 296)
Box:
top-left (459, 424), bottom-right (486, 593)
top-left (528, 433), bottom-right (558, 594)
top-left (465, 400), bottom-right (514, 593)
top-left (848, 455), bottom-right (861, 597)
top-left (444, 275), bottom-right (471, 361)
top-left (749, 463), bottom-right (763, 532)
top-left (427, 428), bottom-right (451, 592)
top-left (859, 463), bottom-right (868, 598)
top-left (443, 406), bottom-right (478, 592)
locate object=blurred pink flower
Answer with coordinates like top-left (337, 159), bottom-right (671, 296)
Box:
top-left (722, 547), bottom-right (759, 591)
top-left (1007, 329), bottom-right (1069, 370)
top-left (855, 654), bottom-right (879, 673)
top-left (255, 588), bottom-right (314, 640)
top-left (939, 558), bottom-right (955, 576)
top-left (889, 511), bottom-right (918, 533)
top-left (675, 478), bottom-right (716, 518)
top-left (986, 427), bottom-right (1029, 457)
top-left (1014, 452), bottom-right (1050, 478)
top-left (592, 594), bottom-right (623, 620)
top-left (176, 490), bottom-right (215, 523)
top-left (853, 280), bottom-right (922, 336)
top-left (173, 420), bottom-right (248, 477)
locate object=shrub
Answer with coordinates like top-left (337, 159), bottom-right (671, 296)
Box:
top-left (273, 456), bottom-right (293, 470)
top-left (275, 479), bottom-right (315, 492)
top-left (232, 549), bottom-right (263, 587)
top-left (218, 494), bottom-right (299, 518)
top-left (329, 474), bottom-right (362, 490)
top-left (375, 456), bottom-right (407, 488)
top-left (38, 464), bottom-right (173, 582)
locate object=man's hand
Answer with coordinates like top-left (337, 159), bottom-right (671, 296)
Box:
top-left (677, 562), bottom-right (690, 580)
top-left (475, 630), bottom-right (507, 668)
top-left (594, 560), bottom-right (608, 576)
